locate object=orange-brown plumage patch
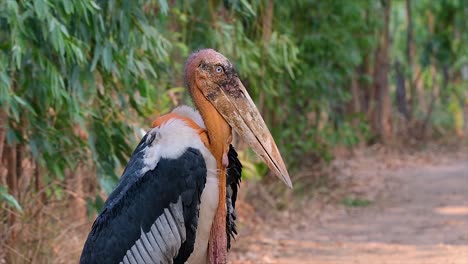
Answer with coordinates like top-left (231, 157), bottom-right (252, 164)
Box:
top-left (152, 113), bottom-right (210, 147)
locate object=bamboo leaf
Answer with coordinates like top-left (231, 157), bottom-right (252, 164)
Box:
top-left (13, 95), bottom-right (37, 116)
top-left (89, 1), bottom-right (101, 10)
top-left (0, 186), bottom-right (23, 213)
top-left (158, 0), bottom-right (169, 15)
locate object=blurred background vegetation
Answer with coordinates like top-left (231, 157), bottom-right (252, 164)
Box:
top-left (0, 0), bottom-right (467, 262)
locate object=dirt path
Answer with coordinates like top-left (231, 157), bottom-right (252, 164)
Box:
top-left (230, 157), bottom-right (468, 264)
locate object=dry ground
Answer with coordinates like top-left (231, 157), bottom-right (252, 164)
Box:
top-left (229, 148), bottom-right (468, 264)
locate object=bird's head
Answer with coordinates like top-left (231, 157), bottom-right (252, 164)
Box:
top-left (185, 49), bottom-right (292, 188)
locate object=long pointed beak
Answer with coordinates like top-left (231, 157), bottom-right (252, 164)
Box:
top-left (203, 78), bottom-right (292, 188)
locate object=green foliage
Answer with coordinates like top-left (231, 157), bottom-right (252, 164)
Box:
top-left (0, 185), bottom-right (22, 212)
top-left (86, 194), bottom-right (105, 218)
top-left (237, 149), bottom-right (268, 181)
top-left (0, 0), bottom-right (173, 195)
top-left (341, 196), bottom-right (371, 207)
top-left (270, 0), bottom-right (378, 162)
top-left (1, 0), bottom-right (466, 199)
top-left (0, 0), bottom-right (385, 195)
top-left (391, 0), bottom-right (467, 133)
top-left (170, 0), bottom-right (379, 164)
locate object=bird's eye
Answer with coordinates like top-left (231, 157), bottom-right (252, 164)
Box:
top-left (215, 66), bottom-right (223, 74)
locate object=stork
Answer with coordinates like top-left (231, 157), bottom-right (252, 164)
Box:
top-left (80, 49), bottom-right (292, 264)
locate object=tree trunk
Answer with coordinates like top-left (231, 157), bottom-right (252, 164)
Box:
top-left (359, 8), bottom-right (373, 117)
top-left (395, 61), bottom-right (410, 119)
top-left (66, 165), bottom-right (87, 222)
top-left (5, 145), bottom-right (18, 199)
top-left (359, 54), bottom-right (372, 114)
top-left (260, 0), bottom-right (274, 124)
top-left (0, 110), bottom-right (6, 168)
top-left (34, 160), bottom-right (47, 205)
top-left (420, 64), bottom-right (439, 137)
top-left (4, 143), bottom-right (19, 259)
top-left (406, 0), bottom-right (416, 119)
top-left (262, 0), bottom-right (274, 45)
top-left (15, 143), bottom-right (24, 200)
top-left (350, 74), bottom-right (361, 114)
top-left (371, 0), bottom-right (392, 142)
top-left (417, 9), bottom-right (436, 113)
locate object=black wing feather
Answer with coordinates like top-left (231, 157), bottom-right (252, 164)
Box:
top-left (226, 144), bottom-right (242, 250)
top-left (80, 134), bottom-right (207, 264)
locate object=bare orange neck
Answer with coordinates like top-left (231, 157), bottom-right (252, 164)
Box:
top-left (190, 84), bottom-right (231, 264)
top-left (190, 84), bottom-right (232, 158)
